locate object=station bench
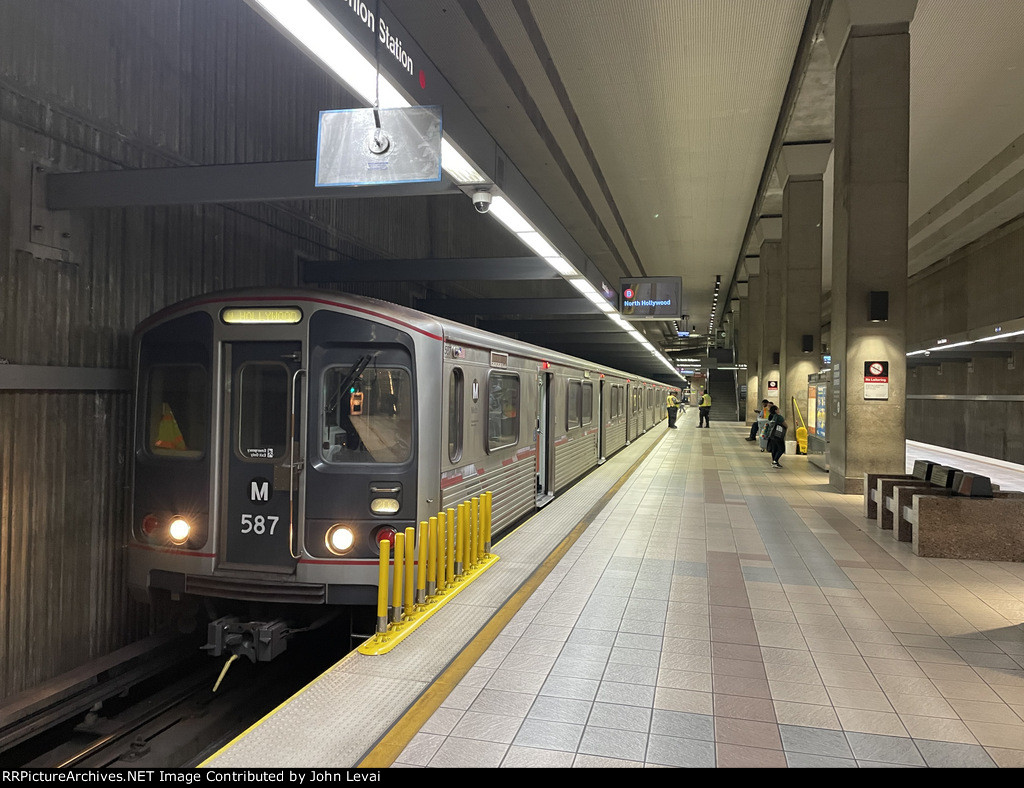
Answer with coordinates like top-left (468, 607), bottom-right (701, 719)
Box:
top-left (898, 473), bottom-right (1024, 559)
top-left (864, 460), bottom-right (937, 522)
top-left (885, 467), bottom-right (971, 541)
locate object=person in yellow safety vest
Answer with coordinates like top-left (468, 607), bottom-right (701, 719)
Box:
top-left (666, 391), bottom-right (680, 429)
top-left (697, 390), bottom-right (712, 428)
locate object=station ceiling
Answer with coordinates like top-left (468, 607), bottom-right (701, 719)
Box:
top-left (248, 0), bottom-right (1024, 381)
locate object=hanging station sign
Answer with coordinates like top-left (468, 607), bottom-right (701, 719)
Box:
top-left (619, 277), bottom-right (683, 321)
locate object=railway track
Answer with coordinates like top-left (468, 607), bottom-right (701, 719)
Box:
top-left (2, 616), bottom-right (365, 768)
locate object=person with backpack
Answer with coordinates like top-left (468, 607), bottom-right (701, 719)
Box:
top-left (763, 404), bottom-right (787, 468)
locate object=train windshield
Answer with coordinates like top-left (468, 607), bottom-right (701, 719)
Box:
top-left (321, 363), bottom-right (412, 464)
top-left (145, 364), bottom-right (208, 458)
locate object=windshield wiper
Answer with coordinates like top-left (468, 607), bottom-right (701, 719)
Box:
top-left (325, 353), bottom-right (375, 415)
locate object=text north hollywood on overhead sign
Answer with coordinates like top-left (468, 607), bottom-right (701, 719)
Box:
top-left (619, 277), bottom-right (682, 320)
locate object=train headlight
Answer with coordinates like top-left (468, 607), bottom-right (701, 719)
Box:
top-left (168, 517), bottom-right (191, 544)
top-left (326, 524), bottom-right (355, 555)
top-left (370, 498), bottom-right (400, 514)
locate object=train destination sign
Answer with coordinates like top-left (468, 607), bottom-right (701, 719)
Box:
top-left (619, 277), bottom-right (682, 321)
top-left (222, 307), bottom-right (303, 325)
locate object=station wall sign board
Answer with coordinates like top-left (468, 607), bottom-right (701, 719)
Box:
top-left (767, 380), bottom-right (779, 392)
top-left (619, 277), bottom-right (682, 320)
top-left (864, 360), bottom-right (889, 400)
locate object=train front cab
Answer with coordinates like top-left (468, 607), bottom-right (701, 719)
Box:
top-left (129, 299), bottom-right (434, 658)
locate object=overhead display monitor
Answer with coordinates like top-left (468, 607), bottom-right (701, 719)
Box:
top-left (619, 277), bottom-right (682, 321)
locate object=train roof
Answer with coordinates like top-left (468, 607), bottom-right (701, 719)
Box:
top-left (136, 287), bottom-right (676, 389)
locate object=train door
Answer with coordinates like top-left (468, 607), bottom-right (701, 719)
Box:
top-left (598, 379), bottom-right (606, 463)
top-left (218, 341), bottom-right (303, 573)
top-left (622, 382), bottom-right (630, 442)
top-left (536, 371), bottom-right (554, 506)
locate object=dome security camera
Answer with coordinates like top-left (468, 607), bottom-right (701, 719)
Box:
top-left (472, 190), bottom-right (492, 214)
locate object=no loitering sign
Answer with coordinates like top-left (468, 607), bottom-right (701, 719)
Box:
top-left (864, 360), bottom-right (889, 400)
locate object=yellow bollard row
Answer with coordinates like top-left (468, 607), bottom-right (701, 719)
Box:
top-left (360, 491), bottom-right (498, 656)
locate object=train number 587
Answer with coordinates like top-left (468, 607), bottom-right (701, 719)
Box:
top-left (241, 514), bottom-right (280, 535)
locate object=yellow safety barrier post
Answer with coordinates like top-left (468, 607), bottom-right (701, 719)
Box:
top-left (416, 520), bottom-right (429, 607)
top-left (403, 526), bottom-right (415, 619)
top-left (446, 507), bottom-right (455, 588)
top-left (391, 532), bottom-right (404, 624)
top-left (426, 516), bottom-right (437, 598)
top-left (375, 540), bottom-right (389, 637)
top-left (433, 512), bottom-right (443, 596)
top-left (357, 495), bottom-right (501, 656)
top-left (471, 497), bottom-right (479, 569)
top-left (455, 503), bottom-right (466, 576)
top-left (484, 491), bottom-right (492, 555)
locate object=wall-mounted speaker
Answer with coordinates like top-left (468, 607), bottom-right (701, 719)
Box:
top-left (869, 291), bottom-right (889, 322)
top-left (772, 351), bottom-right (780, 365)
top-left (801, 334), bottom-right (814, 353)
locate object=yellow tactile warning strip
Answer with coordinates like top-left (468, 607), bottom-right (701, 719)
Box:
top-left (358, 431), bottom-right (667, 767)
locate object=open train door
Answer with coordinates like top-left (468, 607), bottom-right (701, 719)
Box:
top-left (218, 341), bottom-right (304, 574)
top-left (536, 371), bottom-right (554, 507)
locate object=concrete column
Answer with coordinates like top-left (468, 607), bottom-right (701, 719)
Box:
top-left (825, 0), bottom-right (916, 493)
top-left (741, 261), bottom-right (763, 423)
top-left (756, 218), bottom-right (783, 409)
top-left (778, 143), bottom-right (832, 425)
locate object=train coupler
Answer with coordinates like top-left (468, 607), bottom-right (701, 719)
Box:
top-left (201, 616), bottom-right (290, 663)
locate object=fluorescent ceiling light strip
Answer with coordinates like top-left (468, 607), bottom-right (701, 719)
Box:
top-left (544, 256), bottom-right (578, 277)
top-left (517, 231), bottom-right (559, 259)
top-left (252, 1), bottom-right (485, 184)
top-left (440, 139), bottom-right (484, 183)
top-left (978, 328), bottom-right (1024, 341)
top-left (584, 291), bottom-right (607, 306)
top-left (488, 196), bottom-right (532, 234)
top-left (569, 278), bottom-right (599, 296)
top-left (252, 0), bottom-right (403, 107)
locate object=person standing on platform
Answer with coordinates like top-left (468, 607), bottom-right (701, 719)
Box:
top-left (764, 404), bottom-right (788, 467)
top-left (666, 391), bottom-right (680, 429)
top-left (697, 390), bottom-right (711, 428)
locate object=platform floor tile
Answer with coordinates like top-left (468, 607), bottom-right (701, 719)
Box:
top-left (392, 423), bottom-right (1024, 768)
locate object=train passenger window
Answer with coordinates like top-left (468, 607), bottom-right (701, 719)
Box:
top-left (321, 365), bottom-right (412, 464)
top-left (567, 381), bottom-right (581, 429)
top-left (582, 382), bottom-right (593, 426)
top-left (448, 368), bottom-right (464, 463)
top-left (487, 372), bottom-right (519, 452)
top-left (146, 364), bottom-right (207, 458)
top-left (237, 363), bottom-right (290, 461)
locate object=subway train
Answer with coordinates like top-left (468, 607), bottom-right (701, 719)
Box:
top-left (127, 288), bottom-right (676, 659)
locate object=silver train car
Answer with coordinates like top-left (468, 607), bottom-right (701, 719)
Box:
top-left (127, 289), bottom-right (676, 658)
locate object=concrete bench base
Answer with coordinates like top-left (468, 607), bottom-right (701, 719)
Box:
top-left (911, 496), bottom-right (1024, 560)
top-left (864, 472), bottom-right (915, 519)
top-left (877, 478), bottom-right (932, 530)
